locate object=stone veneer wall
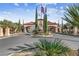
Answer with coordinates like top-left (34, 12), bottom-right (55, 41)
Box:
top-left (0, 27), bottom-right (10, 36)
top-left (0, 27), bottom-right (3, 36)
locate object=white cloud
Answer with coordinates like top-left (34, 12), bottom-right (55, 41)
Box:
top-left (35, 3), bottom-right (47, 7)
top-left (46, 8), bottom-right (65, 23)
top-left (35, 3), bottom-right (41, 6)
top-left (66, 6), bottom-right (69, 9)
top-left (60, 10), bottom-right (65, 13)
top-left (47, 8), bottom-right (65, 15)
top-left (14, 3), bottom-right (19, 7)
top-left (3, 11), bottom-right (11, 14)
top-left (47, 8), bottom-right (58, 15)
top-left (0, 16), bottom-right (4, 20)
top-left (26, 9), bottom-right (35, 13)
top-left (26, 9), bottom-right (30, 12)
top-left (24, 3), bottom-right (28, 7)
top-left (42, 4), bottom-right (47, 7)
top-left (55, 6), bottom-right (58, 9)
top-left (53, 3), bottom-right (57, 5)
top-left (60, 6), bottom-right (64, 9)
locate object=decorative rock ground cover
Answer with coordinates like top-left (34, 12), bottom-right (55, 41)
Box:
top-left (10, 49), bottom-right (78, 56)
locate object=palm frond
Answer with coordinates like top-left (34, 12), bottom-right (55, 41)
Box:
top-left (62, 4), bottom-right (79, 27)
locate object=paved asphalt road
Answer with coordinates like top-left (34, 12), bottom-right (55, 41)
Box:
top-left (0, 33), bottom-right (79, 56)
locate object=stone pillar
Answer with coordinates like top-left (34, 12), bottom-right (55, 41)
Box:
top-left (55, 27), bottom-right (58, 33)
top-left (0, 27), bottom-right (3, 36)
top-left (38, 20), bottom-right (43, 31)
top-left (5, 27), bottom-right (10, 36)
top-left (73, 26), bottom-right (78, 35)
top-left (59, 27), bottom-right (62, 33)
top-left (24, 27), bottom-right (27, 33)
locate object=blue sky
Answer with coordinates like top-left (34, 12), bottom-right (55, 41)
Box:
top-left (0, 3), bottom-right (76, 24)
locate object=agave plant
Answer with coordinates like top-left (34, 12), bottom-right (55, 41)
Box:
top-left (34, 39), bottom-right (70, 56)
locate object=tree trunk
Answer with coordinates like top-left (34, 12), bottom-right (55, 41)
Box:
top-left (73, 26), bottom-right (78, 35)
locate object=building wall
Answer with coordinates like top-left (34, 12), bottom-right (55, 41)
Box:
top-left (23, 25), bottom-right (35, 33)
top-left (0, 27), bottom-right (3, 36)
top-left (0, 27), bottom-right (10, 36)
top-left (23, 24), bottom-right (59, 33)
top-left (38, 20), bottom-right (43, 30)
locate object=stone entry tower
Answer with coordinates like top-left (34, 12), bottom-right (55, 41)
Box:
top-left (38, 19), bottom-right (44, 31)
top-left (35, 5), bottom-right (48, 33)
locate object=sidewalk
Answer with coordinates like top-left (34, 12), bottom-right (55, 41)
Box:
top-left (0, 32), bottom-right (23, 40)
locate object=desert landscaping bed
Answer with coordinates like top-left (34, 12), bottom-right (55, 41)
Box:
top-left (9, 49), bottom-right (78, 56)
top-left (8, 39), bottom-right (79, 56)
top-left (11, 51), bottom-right (33, 56)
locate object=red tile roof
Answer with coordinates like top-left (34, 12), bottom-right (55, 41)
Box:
top-left (24, 21), bottom-right (57, 25)
top-left (48, 21), bottom-right (57, 25)
top-left (24, 22), bottom-right (35, 25)
top-left (49, 26), bottom-right (56, 28)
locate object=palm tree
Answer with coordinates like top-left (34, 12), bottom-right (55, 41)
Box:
top-left (0, 19), bottom-right (12, 35)
top-left (62, 4), bottom-right (79, 35)
top-left (0, 19), bottom-right (21, 34)
top-left (63, 23), bottom-right (73, 34)
top-left (10, 23), bottom-right (18, 33)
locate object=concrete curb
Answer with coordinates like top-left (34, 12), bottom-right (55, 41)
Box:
top-left (0, 33), bottom-right (23, 40)
top-left (31, 34), bottom-right (53, 38)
